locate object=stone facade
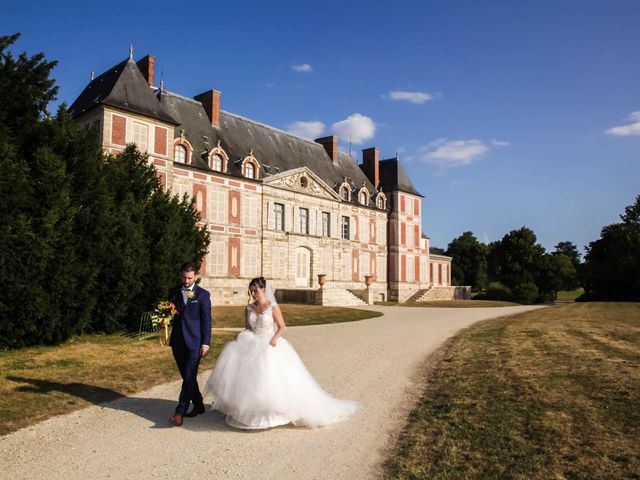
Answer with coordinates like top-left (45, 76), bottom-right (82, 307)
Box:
top-left (69, 53), bottom-right (453, 305)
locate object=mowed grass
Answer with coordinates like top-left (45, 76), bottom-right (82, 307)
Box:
top-left (212, 303), bottom-right (382, 328)
top-left (384, 302), bottom-right (640, 479)
top-left (377, 300), bottom-right (520, 308)
top-left (556, 288), bottom-right (585, 302)
top-left (1, 305), bottom-right (380, 436)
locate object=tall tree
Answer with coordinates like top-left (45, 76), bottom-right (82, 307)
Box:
top-left (446, 231), bottom-right (488, 290)
top-left (0, 35), bottom-right (210, 347)
top-left (488, 227), bottom-right (546, 303)
top-left (553, 241), bottom-right (581, 269)
top-left (581, 195), bottom-right (640, 301)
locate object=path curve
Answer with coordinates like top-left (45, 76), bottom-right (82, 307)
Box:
top-left (1, 305), bottom-right (540, 479)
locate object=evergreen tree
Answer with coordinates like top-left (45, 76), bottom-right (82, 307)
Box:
top-left (0, 35), bottom-right (210, 347)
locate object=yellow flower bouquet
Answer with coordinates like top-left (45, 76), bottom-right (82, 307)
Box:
top-left (150, 300), bottom-right (177, 346)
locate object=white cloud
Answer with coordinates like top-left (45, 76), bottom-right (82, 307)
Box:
top-left (385, 90), bottom-right (434, 104)
top-left (606, 110), bottom-right (640, 136)
top-left (291, 63), bottom-right (313, 73)
top-left (286, 121), bottom-right (325, 140)
top-left (491, 139), bottom-right (511, 147)
top-left (423, 139), bottom-right (489, 167)
top-left (331, 113), bottom-right (376, 144)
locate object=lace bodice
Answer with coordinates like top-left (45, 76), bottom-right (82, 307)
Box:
top-left (247, 302), bottom-right (276, 336)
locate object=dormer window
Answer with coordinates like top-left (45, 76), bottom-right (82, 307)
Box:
top-left (175, 144), bottom-right (187, 163)
top-left (339, 182), bottom-right (351, 201)
top-left (211, 154), bottom-right (223, 171)
top-left (242, 153), bottom-right (260, 179)
top-left (375, 192), bottom-right (387, 209)
top-left (208, 144), bottom-right (228, 172)
top-left (358, 188), bottom-right (369, 206)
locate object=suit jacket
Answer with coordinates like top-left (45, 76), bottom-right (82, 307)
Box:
top-left (168, 284), bottom-right (212, 351)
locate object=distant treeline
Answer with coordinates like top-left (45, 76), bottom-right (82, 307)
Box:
top-left (441, 195), bottom-right (640, 303)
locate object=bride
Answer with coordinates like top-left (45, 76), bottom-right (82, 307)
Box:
top-left (205, 277), bottom-right (357, 429)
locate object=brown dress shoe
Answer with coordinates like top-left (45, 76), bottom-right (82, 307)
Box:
top-left (170, 413), bottom-right (184, 426)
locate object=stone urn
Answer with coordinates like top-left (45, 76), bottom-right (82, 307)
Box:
top-left (364, 275), bottom-right (373, 289)
top-left (317, 273), bottom-right (327, 290)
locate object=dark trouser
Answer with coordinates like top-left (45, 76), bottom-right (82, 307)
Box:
top-left (171, 329), bottom-right (204, 415)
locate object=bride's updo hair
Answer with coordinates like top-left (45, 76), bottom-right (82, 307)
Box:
top-left (249, 277), bottom-right (267, 290)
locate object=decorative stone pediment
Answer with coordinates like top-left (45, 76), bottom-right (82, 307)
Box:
top-left (263, 167), bottom-right (341, 200)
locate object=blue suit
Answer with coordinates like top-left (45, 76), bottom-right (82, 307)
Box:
top-left (169, 283), bottom-right (212, 415)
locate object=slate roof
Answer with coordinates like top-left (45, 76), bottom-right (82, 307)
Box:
top-left (68, 58), bottom-right (178, 125)
top-left (379, 158), bottom-right (423, 197)
top-left (159, 90), bottom-right (377, 202)
top-left (69, 56), bottom-right (422, 205)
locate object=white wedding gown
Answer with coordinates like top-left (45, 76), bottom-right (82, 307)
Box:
top-left (205, 302), bottom-right (357, 429)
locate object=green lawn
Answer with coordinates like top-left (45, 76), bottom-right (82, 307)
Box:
top-left (556, 288), bottom-right (585, 302)
top-left (384, 302), bottom-right (640, 479)
top-left (213, 303), bottom-right (382, 328)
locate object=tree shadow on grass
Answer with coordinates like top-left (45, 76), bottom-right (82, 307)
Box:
top-left (7, 375), bottom-right (230, 432)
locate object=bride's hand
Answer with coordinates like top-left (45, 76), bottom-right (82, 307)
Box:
top-left (269, 337), bottom-right (278, 347)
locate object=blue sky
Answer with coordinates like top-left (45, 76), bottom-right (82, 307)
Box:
top-left (3, 0), bottom-right (639, 254)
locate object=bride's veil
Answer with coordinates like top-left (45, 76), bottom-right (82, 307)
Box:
top-left (264, 279), bottom-right (278, 305)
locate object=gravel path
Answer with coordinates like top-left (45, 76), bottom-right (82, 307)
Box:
top-left (1, 305), bottom-right (540, 479)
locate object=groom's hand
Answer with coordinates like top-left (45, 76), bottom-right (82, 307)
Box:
top-left (200, 345), bottom-right (209, 358)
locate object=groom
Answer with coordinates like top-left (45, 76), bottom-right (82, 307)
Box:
top-left (168, 262), bottom-right (212, 426)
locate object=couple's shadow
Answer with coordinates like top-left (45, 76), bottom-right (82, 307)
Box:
top-left (8, 375), bottom-right (232, 432)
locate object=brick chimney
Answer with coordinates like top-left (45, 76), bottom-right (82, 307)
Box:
top-left (194, 90), bottom-right (221, 127)
top-left (362, 147), bottom-right (380, 189)
top-left (136, 55), bottom-right (155, 87)
top-left (315, 135), bottom-right (338, 164)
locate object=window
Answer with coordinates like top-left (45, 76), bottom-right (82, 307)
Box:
top-left (340, 186), bottom-right (349, 201)
top-left (321, 249), bottom-right (333, 278)
top-left (209, 189), bottom-right (227, 224)
top-left (321, 212), bottom-right (331, 237)
top-left (360, 254), bottom-right (370, 277)
top-left (244, 162), bottom-right (257, 179)
top-left (272, 247), bottom-right (288, 278)
top-left (208, 240), bottom-right (226, 276)
top-left (299, 208), bottom-right (309, 234)
top-left (242, 243), bottom-right (259, 277)
top-left (376, 254), bottom-right (386, 282)
top-left (376, 194), bottom-right (386, 209)
top-left (175, 144), bottom-right (186, 163)
top-left (407, 254), bottom-right (415, 282)
top-left (359, 216), bottom-right (368, 243)
top-left (341, 250), bottom-right (351, 281)
top-left (211, 154), bottom-right (223, 171)
top-left (407, 224), bottom-right (414, 247)
top-left (377, 221), bottom-right (386, 245)
top-left (359, 189), bottom-right (368, 205)
top-left (173, 182), bottom-right (190, 200)
top-left (132, 122), bottom-right (148, 151)
top-left (274, 203), bottom-right (285, 231)
top-left (341, 216), bottom-right (350, 240)
top-left (243, 195), bottom-right (258, 228)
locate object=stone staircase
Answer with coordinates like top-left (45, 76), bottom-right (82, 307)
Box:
top-left (407, 286), bottom-right (434, 302)
top-left (317, 288), bottom-right (368, 307)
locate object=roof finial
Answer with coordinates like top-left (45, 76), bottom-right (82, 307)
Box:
top-left (129, 44), bottom-right (134, 60)
top-left (90, 70), bottom-right (95, 81)
top-left (349, 131), bottom-right (352, 158)
top-left (160, 69), bottom-right (164, 93)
